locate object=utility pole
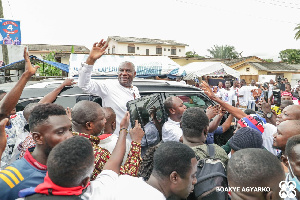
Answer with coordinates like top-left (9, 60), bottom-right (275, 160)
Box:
top-left (0, 0), bottom-right (9, 82)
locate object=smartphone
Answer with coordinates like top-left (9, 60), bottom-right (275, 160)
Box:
top-left (264, 91), bottom-right (268, 103)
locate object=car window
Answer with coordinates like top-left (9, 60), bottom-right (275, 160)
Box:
top-left (16, 94), bottom-right (102, 112)
top-left (165, 93), bottom-right (214, 109)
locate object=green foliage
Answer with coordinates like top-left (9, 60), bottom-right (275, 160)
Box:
top-left (185, 51), bottom-right (204, 58)
top-left (37, 51), bottom-right (62, 76)
top-left (207, 45), bottom-right (240, 59)
top-left (294, 24), bottom-right (300, 40)
top-left (279, 49), bottom-right (300, 64)
top-left (71, 45), bottom-right (75, 54)
top-left (264, 59), bottom-right (274, 63)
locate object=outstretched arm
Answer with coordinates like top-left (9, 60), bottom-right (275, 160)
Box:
top-left (201, 81), bottom-right (247, 120)
top-left (208, 114), bottom-right (223, 133)
top-left (38, 78), bottom-right (76, 104)
top-left (103, 112), bottom-right (130, 174)
top-left (0, 47), bottom-right (39, 121)
top-left (119, 119), bottom-right (144, 176)
top-left (222, 114), bottom-right (234, 133)
top-left (86, 39), bottom-right (108, 65)
top-left (206, 105), bottom-right (220, 120)
top-left (78, 39), bottom-right (108, 95)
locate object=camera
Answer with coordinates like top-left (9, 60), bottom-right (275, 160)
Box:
top-left (273, 89), bottom-right (281, 106)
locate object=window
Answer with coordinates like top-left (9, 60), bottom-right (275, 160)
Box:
top-left (137, 47), bottom-right (139, 50)
top-left (55, 57), bottom-right (61, 63)
top-left (179, 49), bottom-right (181, 52)
top-left (246, 67), bottom-right (250, 72)
top-left (164, 48), bottom-right (166, 51)
top-left (156, 46), bottom-right (162, 54)
top-left (168, 49), bottom-right (170, 51)
top-left (108, 48), bottom-right (110, 54)
top-left (112, 46), bottom-right (115, 54)
top-left (171, 47), bottom-right (176, 55)
top-left (128, 44), bottom-right (135, 53)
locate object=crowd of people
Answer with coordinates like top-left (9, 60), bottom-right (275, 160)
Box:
top-left (0, 41), bottom-right (300, 200)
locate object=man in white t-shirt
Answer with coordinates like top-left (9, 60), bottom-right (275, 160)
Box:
top-left (78, 39), bottom-right (140, 136)
top-left (86, 141), bottom-right (197, 200)
top-left (231, 80), bottom-right (240, 106)
top-left (238, 79), bottom-right (257, 109)
top-left (162, 96), bottom-right (187, 142)
top-left (248, 79), bottom-right (258, 110)
top-left (220, 81), bottom-right (235, 106)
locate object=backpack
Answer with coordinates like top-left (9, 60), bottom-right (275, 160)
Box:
top-left (192, 144), bottom-right (228, 200)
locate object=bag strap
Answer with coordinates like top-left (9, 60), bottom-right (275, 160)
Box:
top-left (207, 144), bottom-right (215, 159)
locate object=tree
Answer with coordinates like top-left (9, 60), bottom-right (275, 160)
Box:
top-left (185, 51), bottom-right (204, 58)
top-left (37, 51), bottom-right (62, 76)
top-left (264, 59), bottom-right (274, 63)
top-left (279, 49), bottom-right (300, 64)
top-left (294, 24), bottom-right (300, 40)
top-left (207, 45), bottom-right (240, 59)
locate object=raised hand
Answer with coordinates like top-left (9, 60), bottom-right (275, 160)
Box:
top-left (23, 47), bottom-right (40, 77)
top-left (200, 81), bottom-right (217, 101)
top-left (86, 39), bottom-right (109, 65)
top-left (120, 111), bottom-right (130, 130)
top-left (206, 105), bottom-right (220, 119)
top-left (129, 120), bottom-right (145, 143)
top-left (65, 107), bottom-right (72, 121)
top-left (260, 98), bottom-right (272, 114)
top-left (62, 78), bottom-right (76, 87)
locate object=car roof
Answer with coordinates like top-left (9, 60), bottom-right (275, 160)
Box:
top-left (19, 78), bottom-right (203, 97)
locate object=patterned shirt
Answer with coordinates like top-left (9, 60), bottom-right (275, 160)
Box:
top-left (19, 133), bottom-right (35, 159)
top-left (1, 112), bottom-right (28, 169)
top-left (73, 132), bottom-right (142, 180)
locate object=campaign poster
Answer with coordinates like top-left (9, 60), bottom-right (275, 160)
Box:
top-left (0, 19), bottom-right (21, 45)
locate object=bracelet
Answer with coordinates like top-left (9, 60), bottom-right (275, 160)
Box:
top-left (119, 128), bottom-right (128, 134)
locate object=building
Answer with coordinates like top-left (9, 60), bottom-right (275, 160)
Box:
top-left (224, 56), bottom-right (300, 83)
top-left (0, 44), bottom-right (90, 82)
top-left (106, 36), bottom-right (188, 57)
top-left (26, 44), bottom-right (90, 64)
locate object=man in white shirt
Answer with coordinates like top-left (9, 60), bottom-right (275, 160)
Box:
top-left (248, 79), bottom-right (258, 110)
top-left (86, 141), bottom-right (198, 200)
top-left (238, 79), bottom-right (257, 109)
top-left (162, 96), bottom-right (187, 142)
top-left (231, 80), bottom-right (240, 106)
top-left (219, 81), bottom-right (235, 106)
top-left (78, 39), bottom-right (140, 136)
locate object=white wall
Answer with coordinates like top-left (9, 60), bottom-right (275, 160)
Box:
top-left (107, 40), bottom-right (186, 56)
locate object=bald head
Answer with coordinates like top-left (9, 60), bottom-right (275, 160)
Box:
top-left (23, 103), bottom-right (39, 122)
top-left (72, 101), bottom-right (102, 124)
top-left (164, 96), bottom-right (175, 116)
top-left (273, 120), bottom-right (300, 152)
top-left (288, 105), bottom-right (300, 119)
top-left (72, 100), bottom-right (106, 135)
top-left (164, 96), bottom-right (186, 121)
top-left (228, 149), bottom-right (284, 199)
top-left (276, 105), bottom-right (300, 126)
top-left (103, 107), bottom-right (116, 134)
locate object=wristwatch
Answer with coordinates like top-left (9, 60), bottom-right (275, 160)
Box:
top-left (266, 112), bottom-right (273, 119)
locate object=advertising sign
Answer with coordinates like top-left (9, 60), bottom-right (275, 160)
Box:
top-left (0, 19), bottom-right (21, 45)
top-left (69, 54), bottom-right (181, 78)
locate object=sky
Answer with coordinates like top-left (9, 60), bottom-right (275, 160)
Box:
top-left (2, 0), bottom-right (300, 61)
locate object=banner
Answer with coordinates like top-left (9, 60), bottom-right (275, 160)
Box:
top-left (69, 54), bottom-right (182, 78)
top-left (0, 19), bottom-right (21, 45)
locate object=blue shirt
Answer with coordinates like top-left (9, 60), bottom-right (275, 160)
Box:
top-left (206, 126), bottom-right (223, 144)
